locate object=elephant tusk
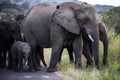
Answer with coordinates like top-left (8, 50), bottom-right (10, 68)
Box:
top-left (88, 34), bottom-right (94, 42)
top-left (10, 18), bottom-right (15, 21)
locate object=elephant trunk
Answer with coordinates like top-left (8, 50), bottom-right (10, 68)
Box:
top-left (91, 31), bottom-right (99, 69)
top-left (100, 34), bottom-right (108, 65)
top-left (103, 38), bottom-right (108, 65)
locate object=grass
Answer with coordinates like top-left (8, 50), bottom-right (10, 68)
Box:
top-left (44, 29), bottom-right (120, 80)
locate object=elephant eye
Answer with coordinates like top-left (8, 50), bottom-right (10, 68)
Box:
top-left (56, 5), bottom-right (60, 9)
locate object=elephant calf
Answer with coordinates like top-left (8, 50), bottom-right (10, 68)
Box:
top-left (11, 41), bottom-right (31, 71)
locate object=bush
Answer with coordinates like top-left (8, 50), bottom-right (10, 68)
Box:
top-left (100, 7), bottom-right (120, 29)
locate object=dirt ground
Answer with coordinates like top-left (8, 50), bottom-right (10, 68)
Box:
top-left (0, 67), bottom-right (64, 80)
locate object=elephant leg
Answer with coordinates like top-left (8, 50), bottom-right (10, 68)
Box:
top-left (36, 46), bottom-right (41, 68)
top-left (83, 38), bottom-right (93, 67)
top-left (28, 54), bottom-right (33, 71)
top-left (14, 56), bottom-right (18, 71)
top-left (18, 53), bottom-right (23, 71)
top-left (24, 33), bottom-right (37, 71)
top-left (73, 36), bottom-right (83, 68)
top-left (0, 51), bottom-right (2, 67)
top-left (14, 61), bottom-right (18, 71)
top-left (35, 48), bottom-right (41, 69)
top-left (47, 46), bottom-right (63, 72)
top-left (47, 38), bottom-right (63, 72)
top-left (2, 50), bottom-right (7, 68)
top-left (39, 47), bottom-right (47, 67)
top-left (67, 45), bottom-right (74, 63)
top-left (31, 44), bottom-right (38, 70)
top-left (8, 51), bottom-right (14, 69)
top-left (58, 47), bottom-right (64, 63)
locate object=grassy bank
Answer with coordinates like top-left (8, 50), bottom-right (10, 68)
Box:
top-left (44, 29), bottom-right (120, 80)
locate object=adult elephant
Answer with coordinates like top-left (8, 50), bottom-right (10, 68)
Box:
top-left (98, 21), bottom-right (108, 65)
top-left (59, 21), bottom-right (108, 66)
top-left (23, 2), bottom-right (99, 72)
top-left (0, 20), bottom-right (22, 68)
top-left (81, 21), bottom-right (108, 67)
top-left (56, 2), bottom-right (99, 68)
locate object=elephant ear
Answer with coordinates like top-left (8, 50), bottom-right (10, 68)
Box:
top-left (52, 7), bottom-right (80, 34)
top-left (0, 21), bottom-right (10, 39)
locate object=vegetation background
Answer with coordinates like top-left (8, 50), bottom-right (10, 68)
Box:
top-left (0, 0), bottom-right (120, 80)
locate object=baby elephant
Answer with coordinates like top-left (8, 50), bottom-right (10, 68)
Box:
top-left (11, 41), bottom-right (31, 71)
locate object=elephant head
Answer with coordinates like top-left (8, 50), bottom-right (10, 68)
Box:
top-left (53, 2), bottom-right (98, 41)
top-left (53, 2), bottom-right (99, 69)
top-left (0, 20), bottom-right (22, 41)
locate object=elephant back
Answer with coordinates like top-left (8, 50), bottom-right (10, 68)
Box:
top-left (23, 3), bottom-right (56, 47)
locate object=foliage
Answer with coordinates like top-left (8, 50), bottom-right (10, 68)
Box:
top-left (100, 7), bottom-right (120, 28)
top-left (0, 0), bottom-right (19, 11)
top-left (0, 0), bottom-right (30, 13)
top-left (19, 2), bottom-right (30, 12)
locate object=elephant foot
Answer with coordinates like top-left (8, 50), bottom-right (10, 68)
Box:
top-left (47, 67), bottom-right (57, 72)
top-left (28, 66), bottom-right (34, 72)
top-left (34, 67), bottom-right (41, 71)
top-left (8, 66), bottom-right (13, 70)
top-left (29, 68), bottom-right (35, 72)
top-left (102, 59), bottom-right (107, 65)
top-left (75, 62), bottom-right (82, 69)
top-left (18, 69), bottom-right (23, 72)
top-left (86, 64), bottom-right (93, 68)
top-left (96, 65), bottom-right (100, 70)
top-left (86, 62), bottom-right (93, 67)
top-left (14, 68), bottom-right (18, 71)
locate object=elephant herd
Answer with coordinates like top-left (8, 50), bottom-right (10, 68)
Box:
top-left (0, 2), bottom-right (108, 73)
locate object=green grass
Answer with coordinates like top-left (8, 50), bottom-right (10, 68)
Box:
top-left (0, 12), bottom-right (4, 19)
top-left (44, 29), bottom-right (120, 80)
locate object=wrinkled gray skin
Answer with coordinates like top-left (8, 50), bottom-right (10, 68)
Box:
top-left (23, 2), bottom-right (98, 72)
top-left (36, 45), bottom-right (47, 67)
top-left (57, 2), bottom-right (99, 68)
top-left (14, 13), bottom-right (48, 68)
top-left (0, 20), bottom-right (22, 69)
top-left (82, 21), bottom-right (108, 66)
top-left (11, 41), bottom-right (31, 71)
top-left (59, 21), bottom-right (108, 66)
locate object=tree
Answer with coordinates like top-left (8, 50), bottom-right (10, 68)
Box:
top-left (19, 2), bottom-right (30, 12)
